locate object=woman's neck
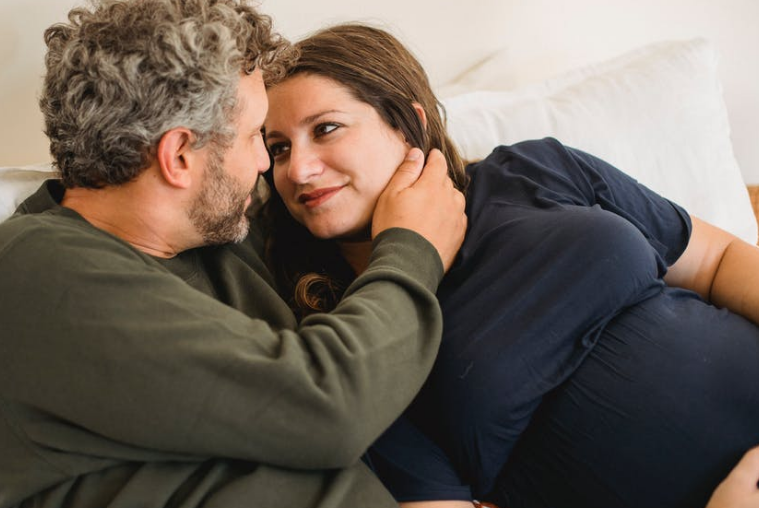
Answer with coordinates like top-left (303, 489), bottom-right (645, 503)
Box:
top-left (338, 240), bottom-right (373, 275)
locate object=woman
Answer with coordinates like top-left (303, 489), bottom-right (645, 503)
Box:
top-left (261, 24), bottom-right (759, 508)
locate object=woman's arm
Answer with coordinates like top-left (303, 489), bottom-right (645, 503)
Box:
top-left (664, 216), bottom-right (759, 326)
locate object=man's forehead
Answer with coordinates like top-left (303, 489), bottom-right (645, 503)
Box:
top-left (237, 70), bottom-right (268, 127)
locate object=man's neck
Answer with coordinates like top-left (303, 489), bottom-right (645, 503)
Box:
top-left (61, 185), bottom-right (193, 258)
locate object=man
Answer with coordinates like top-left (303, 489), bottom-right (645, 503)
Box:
top-left (0, 0), bottom-right (466, 506)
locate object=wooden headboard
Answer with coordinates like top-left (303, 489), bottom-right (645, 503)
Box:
top-left (747, 185), bottom-right (759, 244)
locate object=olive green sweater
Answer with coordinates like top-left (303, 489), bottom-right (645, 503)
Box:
top-left (0, 181), bottom-right (444, 508)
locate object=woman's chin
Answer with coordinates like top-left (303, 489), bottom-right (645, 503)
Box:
top-left (306, 222), bottom-right (371, 242)
top-left (306, 224), bottom-right (344, 241)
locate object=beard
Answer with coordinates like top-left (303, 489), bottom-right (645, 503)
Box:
top-left (188, 147), bottom-right (254, 246)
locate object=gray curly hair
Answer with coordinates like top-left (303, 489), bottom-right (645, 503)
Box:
top-left (41, 0), bottom-right (295, 188)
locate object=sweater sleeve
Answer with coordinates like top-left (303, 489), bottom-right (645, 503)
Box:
top-left (0, 215), bottom-right (444, 472)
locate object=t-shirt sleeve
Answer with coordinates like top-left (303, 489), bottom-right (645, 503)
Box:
top-left (563, 144), bottom-right (692, 266)
top-left (501, 138), bottom-right (692, 267)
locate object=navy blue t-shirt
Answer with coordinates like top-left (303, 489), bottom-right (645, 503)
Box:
top-left (366, 138), bottom-right (759, 507)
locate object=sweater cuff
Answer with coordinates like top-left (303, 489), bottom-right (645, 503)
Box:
top-left (368, 228), bottom-right (445, 293)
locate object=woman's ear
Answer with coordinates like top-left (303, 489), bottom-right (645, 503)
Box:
top-left (156, 127), bottom-right (197, 189)
top-left (412, 102), bottom-right (428, 130)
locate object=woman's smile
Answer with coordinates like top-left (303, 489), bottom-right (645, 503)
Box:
top-left (298, 185), bottom-right (346, 208)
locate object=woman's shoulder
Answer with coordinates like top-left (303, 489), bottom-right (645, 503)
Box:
top-left (463, 138), bottom-right (588, 210)
top-left (466, 137), bottom-right (576, 174)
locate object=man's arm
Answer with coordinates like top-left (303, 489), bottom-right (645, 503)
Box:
top-left (0, 147), bottom-right (466, 471)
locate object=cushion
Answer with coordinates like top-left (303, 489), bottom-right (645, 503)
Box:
top-left (0, 164), bottom-right (57, 221)
top-left (440, 38), bottom-right (758, 243)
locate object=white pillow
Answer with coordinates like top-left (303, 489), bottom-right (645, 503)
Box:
top-left (0, 165), bottom-right (57, 222)
top-left (441, 38), bottom-right (758, 244)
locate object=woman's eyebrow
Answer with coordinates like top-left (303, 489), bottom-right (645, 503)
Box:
top-left (301, 109), bottom-right (341, 125)
top-left (265, 109), bottom-right (344, 141)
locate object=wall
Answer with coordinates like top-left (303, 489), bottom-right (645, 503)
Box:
top-left (0, 0), bottom-right (78, 167)
top-left (2, 0), bottom-right (758, 183)
top-left (494, 0), bottom-right (759, 185)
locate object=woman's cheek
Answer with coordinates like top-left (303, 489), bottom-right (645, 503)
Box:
top-left (272, 168), bottom-right (290, 199)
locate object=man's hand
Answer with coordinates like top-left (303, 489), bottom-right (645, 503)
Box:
top-left (707, 447), bottom-right (759, 508)
top-left (373, 148), bottom-right (467, 272)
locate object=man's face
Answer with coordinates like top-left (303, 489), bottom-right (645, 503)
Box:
top-left (188, 71), bottom-right (270, 245)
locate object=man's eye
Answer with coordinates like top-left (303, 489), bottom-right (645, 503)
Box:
top-left (314, 123), bottom-right (339, 137)
top-left (267, 143), bottom-right (289, 158)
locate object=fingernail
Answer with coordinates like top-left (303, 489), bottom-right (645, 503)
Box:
top-left (406, 147), bottom-right (422, 161)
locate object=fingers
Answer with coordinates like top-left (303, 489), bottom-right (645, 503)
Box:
top-left (706, 446), bottom-right (759, 508)
top-left (383, 148), bottom-right (425, 194)
top-left (731, 446), bottom-right (759, 489)
top-left (419, 148), bottom-right (447, 177)
top-left (384, 148), bottom-right (449, 196)
top-left (371, 147), bottom-right (466, 272)
top-left (744, 446), bottom-right (759, 470)
top-left (414, 149), bottom-right (450, 189)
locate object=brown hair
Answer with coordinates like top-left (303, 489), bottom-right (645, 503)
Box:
top-left (262, 23), bottom-right (468, 318)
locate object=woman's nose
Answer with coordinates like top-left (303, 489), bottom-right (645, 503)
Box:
top-left (287, 145), bottom-right (323, 184)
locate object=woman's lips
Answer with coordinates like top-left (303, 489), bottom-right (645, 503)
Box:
top-left (298, 186), bottom-right (344, 208)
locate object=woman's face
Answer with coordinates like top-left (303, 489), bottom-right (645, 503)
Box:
top-left (265, 73), bottom-right (409, 240)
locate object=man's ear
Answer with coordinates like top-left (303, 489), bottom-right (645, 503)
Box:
top-left (156, 128), bottom-right (198, 189)
top-left (412, 102), bottom-right (428, 130)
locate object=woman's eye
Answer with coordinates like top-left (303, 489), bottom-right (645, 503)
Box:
top-left (314, 123), bottom-right (339, 137)
top-left (267, 142), bottom-right (290, 158)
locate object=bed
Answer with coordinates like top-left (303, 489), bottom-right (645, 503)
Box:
top-left (1, 36), bottom-right (757, 246)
